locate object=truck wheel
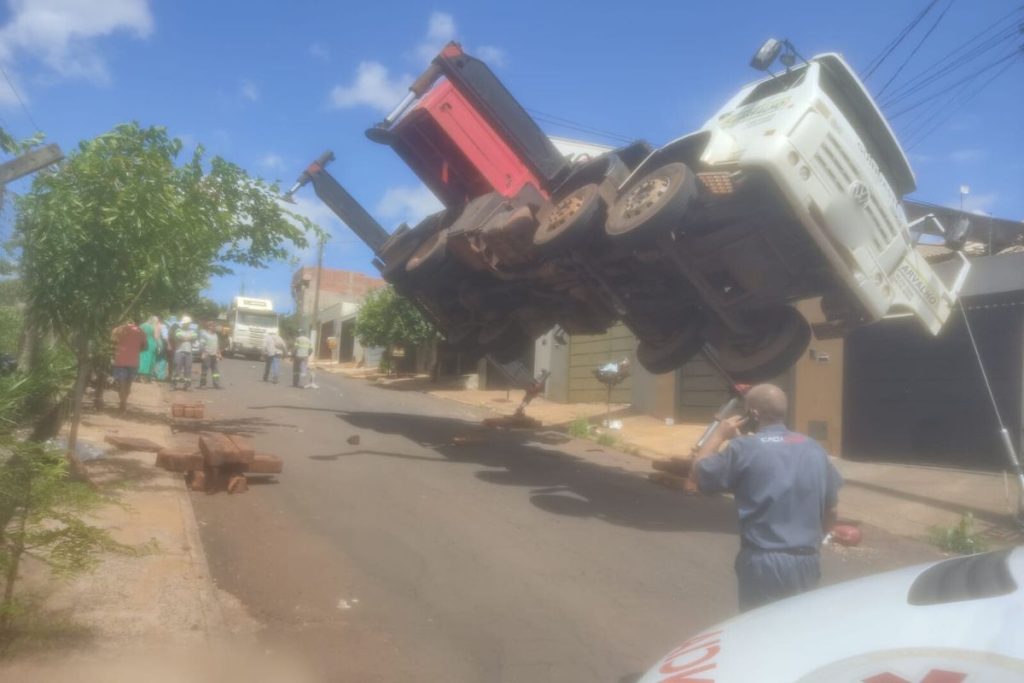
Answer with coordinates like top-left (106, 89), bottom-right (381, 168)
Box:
top-left (533, 183), bottom-right (604, 252)
top-left (405, 230), bottom-right (447, 275)
top-left (710, 307), bottom-right (811, 382)
top-left (605, 162), bottom-right (696, 241)
top-left (636, 325), bottom-right (704, 375)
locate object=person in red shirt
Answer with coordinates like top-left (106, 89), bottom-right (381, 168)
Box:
top-left (111, 320), bottom-right (148, 412)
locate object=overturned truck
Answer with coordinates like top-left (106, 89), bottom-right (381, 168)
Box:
top-left (289, 39), bottom-right (969, 382)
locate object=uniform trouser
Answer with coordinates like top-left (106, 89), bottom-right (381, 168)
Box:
top-left (293, 356), bottom-right (307, 386)
top-left (200, 355), bottom-right (220, 386)
top-left (734, 547), bottom-right (821, 612)
top-left (263, 355), bottom-right (280, 382)
top-left (173, 350), bottom-right (192, 381)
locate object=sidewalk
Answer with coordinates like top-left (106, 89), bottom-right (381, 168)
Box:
top-left (0, 382), bottom-right (268, 681)
top-left (354, 379), bottom-right (1023, 543)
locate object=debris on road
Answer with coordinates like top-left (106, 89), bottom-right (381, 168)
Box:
top-left (154, 429), bottom-right (282, 493)
top-left (482, 414), bottom-right (542, 430)
top-left (347, 435), bottom-right (360, 445)
top-left (104, 434), bottom-right (165, 452)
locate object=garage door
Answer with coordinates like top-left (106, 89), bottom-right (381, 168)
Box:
top-left (567, 323), bottom-right (635, 403)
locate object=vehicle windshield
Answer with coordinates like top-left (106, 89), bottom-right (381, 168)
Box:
top-left (236, 311), bottom-right (278, 327)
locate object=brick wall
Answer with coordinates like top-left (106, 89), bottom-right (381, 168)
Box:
top-left (292, 268), bottom-right (385, 317)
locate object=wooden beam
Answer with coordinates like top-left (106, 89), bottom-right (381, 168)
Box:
top-left (0, 144), bottom-right (64, 185)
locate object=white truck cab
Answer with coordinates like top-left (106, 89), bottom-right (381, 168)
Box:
top-left (604, 43), bottom-right (970, 378)
top-left (226, 297), bottom-right (279, 358)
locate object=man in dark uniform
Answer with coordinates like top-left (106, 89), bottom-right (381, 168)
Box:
top-left (686, 384), bottom-right (842, 612)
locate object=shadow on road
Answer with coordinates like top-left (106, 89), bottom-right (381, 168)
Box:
top-left (318, 410), bottom-right (738, 535)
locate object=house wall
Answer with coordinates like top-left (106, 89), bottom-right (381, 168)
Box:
top-left (566, 323), bottom-right (635, 403)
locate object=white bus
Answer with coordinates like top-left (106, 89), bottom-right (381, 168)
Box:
top-left (226, 297), bottom-right (279, 358)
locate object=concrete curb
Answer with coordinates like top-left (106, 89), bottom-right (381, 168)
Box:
top-left (157, 387), bottom-right (227, 636)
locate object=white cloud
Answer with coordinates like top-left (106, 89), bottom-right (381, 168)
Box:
top-left (328, 61), bottom-right (411, 113)
top-left (414, 11), bottom-right (457, 63)
top-left (375, 184), bottom-right (443, 227)
top-left (949, 148), bottom-right (985, 164)
top-left (239, 79), bottom-right (259, 102)
top-left (308, 42), bottom-right (329, 62)
top-left (328, 12), bottom-right (507, 114)
top-left (0, 0), bottom-right (153, 92)
top-left (259, 153), bottom-right (284, 171)
top-left (474, 45), bottom-right (506, 67)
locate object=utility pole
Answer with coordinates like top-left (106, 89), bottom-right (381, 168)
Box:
top-left (310, 237), bottom-right (326, 362)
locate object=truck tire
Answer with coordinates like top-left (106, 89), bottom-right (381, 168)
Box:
top-left (606, 162), bottom-right (696, 242)
top-left (533, 183), bottom-right (605, 252)
top-left (636, 325), bottom-right (704, 375)
top-left (710, 307), bottom-right (811, 382)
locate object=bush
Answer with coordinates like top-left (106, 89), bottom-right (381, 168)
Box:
top-left (596, 432), bottom-right (617, 447)
top-left (567, 417), bottom-right (591, 439)
top-left (929, 512), bottom-right (988, 555)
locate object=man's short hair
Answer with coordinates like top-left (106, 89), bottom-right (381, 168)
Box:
top-left (745, 384), bottom-right (788, 424)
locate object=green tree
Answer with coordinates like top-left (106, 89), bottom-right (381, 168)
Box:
top-left (355, 286), bottom-right (436, 372)
top-left (15, 123), bottom-right (319, 477)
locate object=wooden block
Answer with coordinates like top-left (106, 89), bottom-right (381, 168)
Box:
top-left (155, 448), bottom-right (203, 472)
top-left (172, 403), bottom-right (204, 419)
top-left (245, 453), bottom-right (283, 475)
top-left (172, 404), bottom-right (186, 418)
top-left (651, 458), bottom-right (693, 478)
top-left (104, 435), bottom-right (165, 452)
top-left (224, 434), bottom-right (255, 462)
top-left (188, 469), bottom-right (207, 492)
top-left (199, 432), bottom-right (254, 466)
top-left (184, 406), bottom-right (204, 419)
top-left (648, 471), bottom-right (694, 492)
top-left (227, 474), bottom-right (248, 494)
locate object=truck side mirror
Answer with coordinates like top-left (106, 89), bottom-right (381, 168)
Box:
top-left (946, 217), bottom-right (970, 251)
top-left (751, 39), bottom-right (783, 71)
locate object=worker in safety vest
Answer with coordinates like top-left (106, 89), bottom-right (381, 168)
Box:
top-left (292, 330), bottom-right (311, 388)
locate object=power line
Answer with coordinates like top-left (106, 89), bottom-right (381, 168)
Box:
top-left (525, 107), bottom-right (635, 145)
top-left (881, 18), bottom-right (1022, 107)
top-left (904, 54), bottom-right (1021, 149)
top-left (889, 47), bottom-right (1022, 120)
top-left (864, 0), bottom-right (941, 80)
top-left (0, 63), bottom-right (41, 133)
top-left (876, 0), bottom-right (957, 98)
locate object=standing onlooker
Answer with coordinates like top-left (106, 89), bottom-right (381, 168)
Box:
top-left (110, 320), bottom-right (148, 411)
top-left (686, 384), bottom-right (842, 612)
top-left (198, 321), bottom-right (223, 389)
top-left (262, 330), bottom-right (286, 384)
top-left (138, 316), bottom-right (160, 382)
top-left (292, 330), bottom-right (311, 388)
top-left (172, 315), bottom-right (198, 389)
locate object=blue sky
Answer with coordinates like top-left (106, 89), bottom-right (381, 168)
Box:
top-left (1, 0), bottom-right (1020, 314)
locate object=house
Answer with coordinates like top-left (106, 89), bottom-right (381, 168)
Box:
top-left (290, 267), bottom-right (385, 363)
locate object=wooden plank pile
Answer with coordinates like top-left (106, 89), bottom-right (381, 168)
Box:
top-left (155, 432), bottom-right (283, 494)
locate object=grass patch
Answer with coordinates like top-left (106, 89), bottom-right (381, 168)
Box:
top-left (929, 512), bottom-right (988, 555)
top-left (567, 416), bottom-right (591, 439)
top-left (595, 432), bottom-right (617, 447)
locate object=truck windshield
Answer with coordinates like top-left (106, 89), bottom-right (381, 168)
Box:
top-left (236, 312), bottom-right (277, 327)
top-left (741, 68), bottom-right (807, 106)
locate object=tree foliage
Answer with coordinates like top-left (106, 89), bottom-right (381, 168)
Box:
top-left (355, 286), bottom-right (436, 351)
top-left (16, 123), bottom-right (315, 346)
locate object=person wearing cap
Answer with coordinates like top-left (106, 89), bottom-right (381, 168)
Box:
top-left (172, 315), bottom-right (198, 388)
top-left (686, 383), bottom-right (842, 612)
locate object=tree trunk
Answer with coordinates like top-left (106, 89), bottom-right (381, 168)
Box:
top-left (64, 345), bottom-right (92, 483)
top-left (0, 504), bottom-right (28, 632)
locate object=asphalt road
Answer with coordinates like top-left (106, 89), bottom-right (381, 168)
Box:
top-left (188, 358), bottom-right (939, 682)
